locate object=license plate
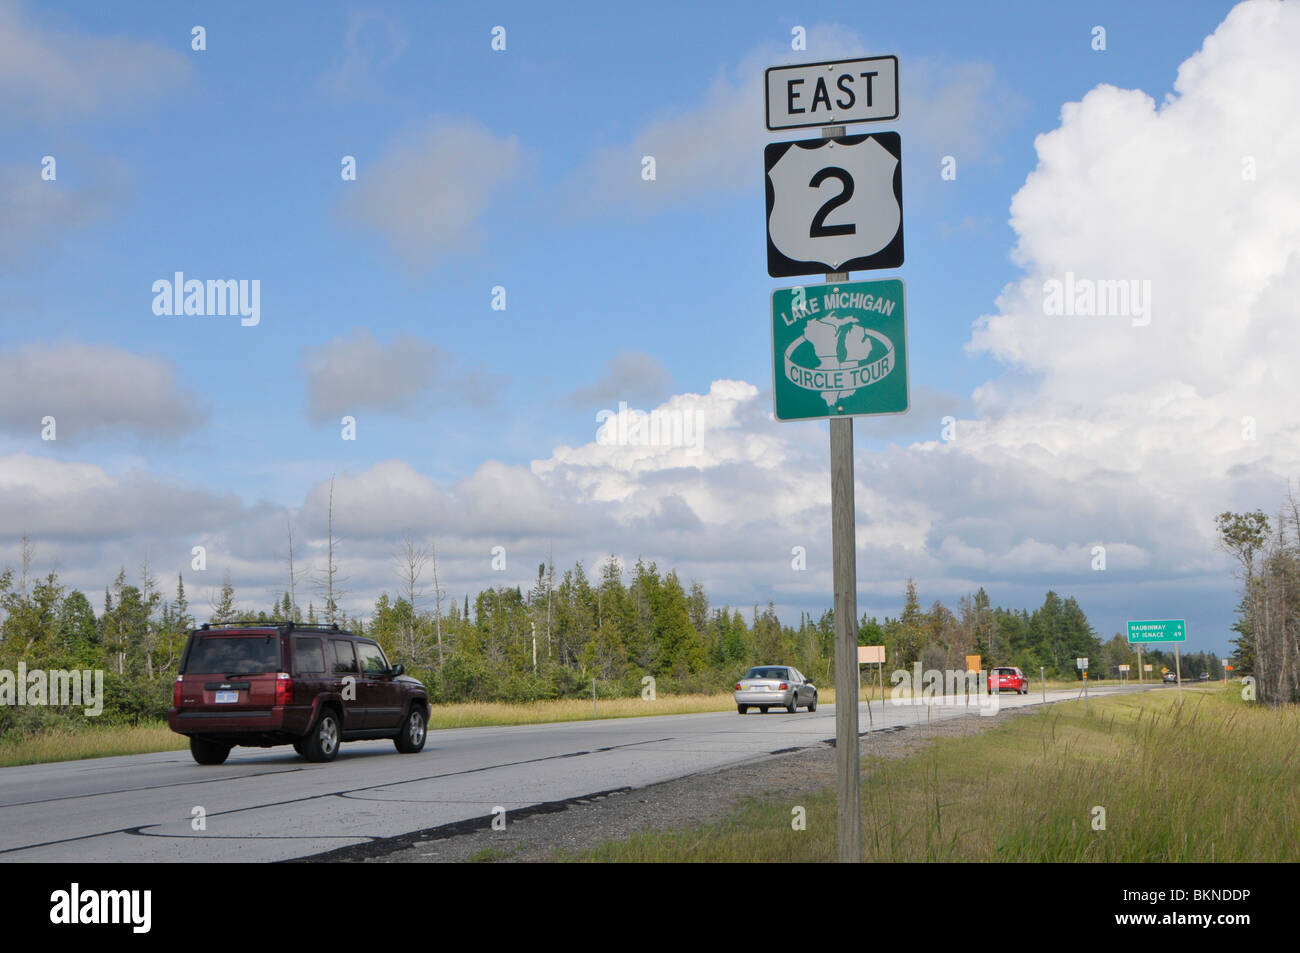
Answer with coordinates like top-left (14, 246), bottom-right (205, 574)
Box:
top-left (215, 691), bottom-right (239, 704)
top-left (752, 685), bottom-right (766, 691)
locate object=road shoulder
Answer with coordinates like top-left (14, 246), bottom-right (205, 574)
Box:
top-left (337, 704), bottom-right (1040, 863)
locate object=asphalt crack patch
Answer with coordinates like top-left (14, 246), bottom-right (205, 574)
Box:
top-left (288, 788), bottom-right (634, 862)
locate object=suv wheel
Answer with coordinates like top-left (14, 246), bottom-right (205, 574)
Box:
top-left (190, 736), bottom-right (231, 765)
top-left (304, 709), bottom-right (341, 762)
top-left (394, 706), bottom-right (427, 754)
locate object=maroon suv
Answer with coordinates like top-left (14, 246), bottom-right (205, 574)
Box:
top-left (168, 622), bottom-right (429, 765)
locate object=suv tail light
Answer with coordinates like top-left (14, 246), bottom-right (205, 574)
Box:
top-left (275, 672), bottom-right (293, 706)
top-left (172, 676), bottom-right (183, 708)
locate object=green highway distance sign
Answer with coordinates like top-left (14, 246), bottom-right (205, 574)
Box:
top-left (1127, 619), bottom-right (1187, 643)
top-left (771, 278), bottom-right (909, 421)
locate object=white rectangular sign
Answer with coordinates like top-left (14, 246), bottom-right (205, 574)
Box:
top-left (766, 56), bottom-right (898, 131)
top-left (858, 645), bottom-right (885, 664)
top-left (1076, 657), bottom-right (1089, 670)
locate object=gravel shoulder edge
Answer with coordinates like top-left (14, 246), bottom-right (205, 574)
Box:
top-left (306, 704), bottom-right (1039, 863)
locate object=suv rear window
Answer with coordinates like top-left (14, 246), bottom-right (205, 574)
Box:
top-left (293, 637), bottom-right (326, 675)
top-left (183, 635), bottom-right (281, 675)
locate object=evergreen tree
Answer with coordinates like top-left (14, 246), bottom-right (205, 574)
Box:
top-left (890, 579), bottom-right (925, 668)
top-left (212, 573), bottom-right (238, 624)
top-left (57, 590), bottom-right (99, 666)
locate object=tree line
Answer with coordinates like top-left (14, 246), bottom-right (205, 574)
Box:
top-left (1, 534), bottom-right (1117, 736)
top-left (1218, 484), bottom-right (1300, 704)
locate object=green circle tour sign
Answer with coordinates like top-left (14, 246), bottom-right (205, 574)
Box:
top-left (771, 278), bottom-right (908, 421)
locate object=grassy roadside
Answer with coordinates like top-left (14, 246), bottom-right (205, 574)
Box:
top-left (426, 692), bottom-right (740, 729)
top-left (578, 685), bottom-right (1299, 862)
top-left (0, 722), bottom-right (188, 768)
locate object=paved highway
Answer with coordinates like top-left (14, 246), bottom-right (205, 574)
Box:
top-left (0, 684), bottom-right (1154, 862)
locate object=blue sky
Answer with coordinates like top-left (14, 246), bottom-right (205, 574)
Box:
top-left (4, 0), bottom-right (1290, 657)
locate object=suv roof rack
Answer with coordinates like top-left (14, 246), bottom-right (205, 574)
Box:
top-left (196, 621), bottom-right (345, 632)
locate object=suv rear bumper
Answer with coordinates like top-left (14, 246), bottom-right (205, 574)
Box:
top-left (169, 704), bottom-right (313, 741)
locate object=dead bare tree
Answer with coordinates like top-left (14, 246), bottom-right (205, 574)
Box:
top-left (1282, 483), bottom-right (1300, 702)
top-left (18, 534), bottom-right (33, 600)
top-left (430, 534), bottom-right (446, 665)
top-left (285, 512), bottom-right (305, 621)
top-left (396, 533), bottom-right (429, 666)
top-left (139, 556), bottom-right (160, 679)
top-left (545, 543), bottom-right (554, 659)
top-left (317, 475), bottom-right (348, 624)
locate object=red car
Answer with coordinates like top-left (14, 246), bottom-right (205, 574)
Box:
top-left (988, 666), bottom-right (1029, 694)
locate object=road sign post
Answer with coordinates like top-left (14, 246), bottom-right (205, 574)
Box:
top-left (829, 275), bottom-right (861, 865)
top-left (765, 53), bottom-right (904, 866)
top-left (831, 408), bottom-right (859, 860)
top-left (965, 655), bottom-right (980, 708)
top-left (1128, 620), bottom-right (1186, 693)
top-left (859, 645), bottom-right (886, 705)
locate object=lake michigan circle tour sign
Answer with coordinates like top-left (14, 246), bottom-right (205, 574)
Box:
top-left (771, 278), bottom-right (908, 421)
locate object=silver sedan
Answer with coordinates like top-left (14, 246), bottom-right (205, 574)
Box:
top-left (734, 665), bottom-right (817, 714)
